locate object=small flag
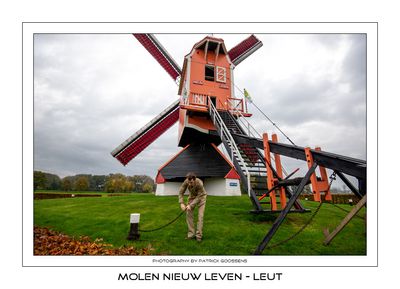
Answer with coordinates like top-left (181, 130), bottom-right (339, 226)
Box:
top-left (243, 88), bottom-right (252, 102)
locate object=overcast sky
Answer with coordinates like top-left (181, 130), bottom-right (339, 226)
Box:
top-left (33, 33), bottom-right (366, 188)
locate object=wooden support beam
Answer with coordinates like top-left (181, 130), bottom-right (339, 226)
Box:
top-left (334, 170), bottom-right (362, 199)
top-left (230, 134), bottom-right (366, 180)
top-left (215, 43), bottom-right (220, 62)
top-left (204, 40), bottom-right (209, 61)
top-left (253, 162), bottom-right (317, 255)
top-left (323, 195), bottom-right (366, 245)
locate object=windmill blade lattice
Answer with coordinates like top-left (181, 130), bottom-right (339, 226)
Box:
top-left (111, 99), bottom-right (180, 165)
top-left (133, 34), bottom-right (182, 82)
top-left (228, 34), bottom-right (263, 66)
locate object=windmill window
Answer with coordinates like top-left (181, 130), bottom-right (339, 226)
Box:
top-left (205, 65), bottom-right (215, 81)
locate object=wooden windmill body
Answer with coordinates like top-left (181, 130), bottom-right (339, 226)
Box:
top-left (111, 34), bottom-right (262, 196)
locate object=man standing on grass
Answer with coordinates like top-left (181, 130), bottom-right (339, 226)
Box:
top-left (178, 172), bottom-right (207, 242)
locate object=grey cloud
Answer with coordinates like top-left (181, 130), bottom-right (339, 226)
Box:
top-left (34, 34), bottom-right (180, 178)
top-left (309, 34), bottom-right (347, 49)
top-left (33, 33), bottom-right (366, 187)
top-left (340, 34), bottom-right (367, 89)
top-left (237, 34), bottom-right (366, 157)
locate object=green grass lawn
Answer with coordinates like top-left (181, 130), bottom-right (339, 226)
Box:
top-left (34, 193), bottom-right (366, 255)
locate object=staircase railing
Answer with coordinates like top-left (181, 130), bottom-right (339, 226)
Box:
top-left (208, 97), bottom-right (251, 195)
top-left (226, 98), bottom-right (291, 178)
top-left (227, 98), bottom-right (261, 138)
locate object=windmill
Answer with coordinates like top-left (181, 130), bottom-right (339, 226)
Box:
top-left (111, 34), bottom-right (266, 205)
top-left (111, 34), bottom-right (366, 217)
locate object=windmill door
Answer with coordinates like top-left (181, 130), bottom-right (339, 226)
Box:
top-left (210, 96), bottom-right (217, 108)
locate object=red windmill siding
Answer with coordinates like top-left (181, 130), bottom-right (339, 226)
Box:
top-left (115, 108), bottom-right (179, 165)
top-left (133, 34), bottom-right (181, 81)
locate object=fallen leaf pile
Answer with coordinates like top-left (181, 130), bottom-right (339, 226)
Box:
top-left (34, 226), bottom-right (153, 255)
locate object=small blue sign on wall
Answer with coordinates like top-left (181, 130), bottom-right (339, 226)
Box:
top-left (229, 182), bottom-right (238, 187)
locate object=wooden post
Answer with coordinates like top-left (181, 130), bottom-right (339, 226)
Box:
top-left (305, 147), bottom-right (332, 202)
top-left (315, 147), bottom-right (332, 201)
top-left (272, 134), bottom-right (287, 208)
top-left (305, 147), bottom-right (321, 202)
top-left (323, 195), bottom-right (366, 245)
top-left (263, 133), bottom-right (277, 211)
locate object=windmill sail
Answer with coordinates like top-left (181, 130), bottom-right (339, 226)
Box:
top-left (111, 99), bottom-right (180, 165)
top-left (228, 34), bottom-right (263, 66)
top-left (133, 34), bottom-right (182, 82)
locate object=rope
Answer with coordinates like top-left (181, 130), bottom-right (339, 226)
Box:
top-left (328, 202), bottom-right (366, 220)
top-left (251, 101), bottom-right (297, 146)
top-left (233, 83), bottom-right (297, 146)
top-left (138, 210), bottom-right (185, 232)
top-left (265, 171), bottom-right (337, 249)
top-left (266, 201), bottom-right (323, 249)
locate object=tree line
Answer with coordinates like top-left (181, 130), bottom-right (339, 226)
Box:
top-left (33, 171), bottom-right (155, 193)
